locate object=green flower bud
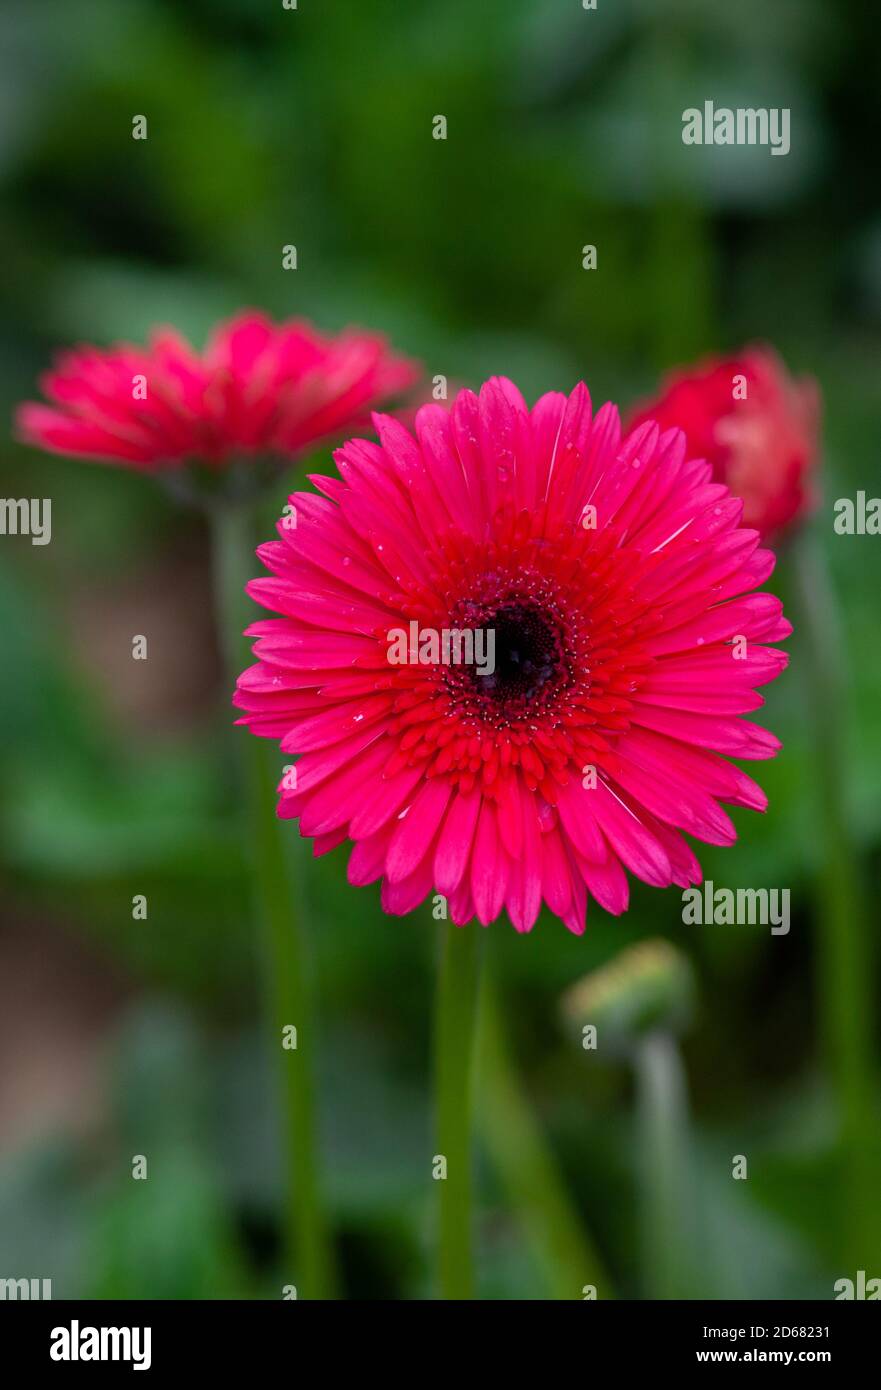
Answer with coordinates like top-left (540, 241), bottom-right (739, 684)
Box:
top-left (561, 939), bottom-right (695, 1054)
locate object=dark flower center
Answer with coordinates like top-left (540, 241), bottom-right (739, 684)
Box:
top-left (475, 603), bottom-right (563, 702)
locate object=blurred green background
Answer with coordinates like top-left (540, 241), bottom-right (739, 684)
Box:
top-left (1, 0), bottom-right (880, 1299)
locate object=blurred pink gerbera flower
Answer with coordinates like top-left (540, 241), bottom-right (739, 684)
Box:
top-left (235, 377), bottom-right (791, 934)
top-left (15, 311), bottom-right (419, 471)
top-left (627, 346), bottom-right (819, 540)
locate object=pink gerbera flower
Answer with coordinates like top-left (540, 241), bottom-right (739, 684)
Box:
top-left (15, 310), bottom-right (419, 472)
top-left (627, 346), bottom-right (819, 540)
top-left (234, 377), bottom-right (791, 934)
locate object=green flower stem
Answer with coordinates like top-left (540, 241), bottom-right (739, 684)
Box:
top-left (792, 528), bottom-right (878, 1265)
top-left (477, 977), bottom-right (613, 1299)
top-left (634, 1030), bottom-right (690, 1300)
top-left (435, 924), bottom-right (483, 1299)
top-left (211, 499), bottom-right (334, 1300)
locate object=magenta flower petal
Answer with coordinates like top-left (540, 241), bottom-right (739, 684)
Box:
top-left (627, 346), bottom-right (819, 540)
top-left (16, 312), bottom-right (420, 470)
top-left (236, 377), bottom-right (791, 934)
